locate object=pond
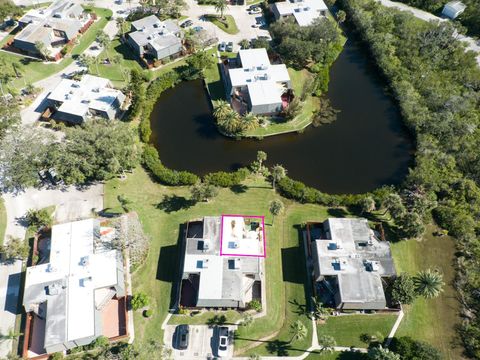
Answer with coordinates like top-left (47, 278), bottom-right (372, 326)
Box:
top-left (149, 37), bottom-right (413, 195)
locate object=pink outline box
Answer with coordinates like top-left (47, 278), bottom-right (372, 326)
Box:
top-left (219, 214), bottom-right (266, 258)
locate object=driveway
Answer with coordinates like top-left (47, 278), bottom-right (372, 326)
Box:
top-left (0, 184), bottom-right (103, 358)
top-left (164, 325), bottom-right (235, 359)
top-left (184, 0), bottom-right (271, 51)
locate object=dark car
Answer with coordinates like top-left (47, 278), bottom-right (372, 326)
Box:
top-left (176, 324), bottom-right (190, 350)
top-left (181, 20), bottom-right (193, 28)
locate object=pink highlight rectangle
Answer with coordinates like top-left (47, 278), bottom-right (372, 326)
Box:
top-left (219, 214), bottom-right (266, 258)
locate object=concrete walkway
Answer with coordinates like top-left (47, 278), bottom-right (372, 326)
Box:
top-left (376, 0), bottom-right (480, 66)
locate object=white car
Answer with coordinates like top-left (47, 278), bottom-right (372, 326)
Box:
top-left (248, 7), bottom-right (262, 14)
top-left (217, 326), bottom-right (229, 357)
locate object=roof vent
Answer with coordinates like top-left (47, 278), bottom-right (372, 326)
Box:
top-left (80, 255), bottom-right (89, 266)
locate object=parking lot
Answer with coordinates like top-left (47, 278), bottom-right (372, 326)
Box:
top-left (164, 325), bottom-right (235, 359)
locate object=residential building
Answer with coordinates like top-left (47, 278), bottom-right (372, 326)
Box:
top-left (46, 74), bottom-right (126, 123)
top-left (178, 216), bottom-right (264, 309)
top-left (271, 0), bottom-right (328, 26)
top-left (127, 15), bottom-right (183, 61)
top-left (310, 218), bottom-right (396, 310)
top-left (223, 48), bottom-right (292, 115)
top-left (22, 219), bottom-right (127, 358)
top-left (442, 1), bottom-right (466, 19)
top-left (13, 0), bottom-right (92, 59)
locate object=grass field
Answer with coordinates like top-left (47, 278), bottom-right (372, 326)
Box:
top-left (0, 198), bottom-right (6, 246)
top-left (0, 6), bottom-right (112, 90)
top-left (390, 227), bottom-right (463, 359)
top-left (205, 14), bottom-right (239, 35)
top-left (104, 168), bottom-right (332, 355)
top-left (316, 314), bottom-right (397, 348)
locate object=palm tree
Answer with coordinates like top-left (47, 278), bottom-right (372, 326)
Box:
top-left (213, 100), bottom-right (232, 120)
top-left (269, 199), bottom-right (284, 225)
top-left (311, 297), bottom-right (330, 321)
top-left (96, 30), bottom-right (111, 59)
top-left (318, 335), bottom-right (336, 353)
top-left (219, 110), bottom-right (240, 134)
top-left (0, 329), bottom-right (23, 342)
top-left (241, 112), bottom-right (259, 131)
top-left (241, 313), bottom-right (253, 327)
top-left (271, 164), bottom-right (287, 190)
top-left (256, 150), bottom-right (267, 170)
top-left (214, 0), bottom-right (228, 20)
top-left (414, 269), bottom-right (445, 299)
top-left (289, 320), bottom-right (307, 343)
top-left (116, 17), bottom-right (128, 39)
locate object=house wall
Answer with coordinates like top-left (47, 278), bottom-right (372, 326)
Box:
top-left (153, 42), bottom-right (183, 61)
top-left (13, 37), bottom-right (43, 55)
top-left (250, 101), bottom-right (283, 115)
top-left (126, 35), bottom-right (143, 56)
top-left (52, 110), bottom-right (85, 124)
top-left (337, 299), bottom-right (386, 310)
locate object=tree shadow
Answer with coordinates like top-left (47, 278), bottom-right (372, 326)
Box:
top-left (327, 207), bottom-right (349, 217)
top-left (266, 340), bottom-right (291, 356)
top-left (281, 247), bottom-right (304, 283)
top-left (206, 314), bottom-right (228, 328)
top-left (230, 184), bottom-right (248, 194)
top-left (156, 194), bottom-right (196, 213)
top-left (288, 299), bottom-right (309, 317)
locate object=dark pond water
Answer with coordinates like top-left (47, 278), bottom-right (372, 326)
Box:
top-left (149, 37), bottom-right (413, 194)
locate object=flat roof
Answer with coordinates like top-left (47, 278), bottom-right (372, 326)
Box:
top-left (273, 0), bottom-right (328, 26)
top-left (23, 219), bottom-right (122, 348)
top-left (47, 74), bottom-right (124, 116)
top-left (183, 217), bottom-right (261, 305)
top-left (129, 15), bottom-right (181, 48)
top-left (312, 218), bottom-right (396, 305)
top-left (220, 215), bottom-right (265, 257)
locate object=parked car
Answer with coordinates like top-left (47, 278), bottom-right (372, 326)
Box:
top-left (176, 324), bottom-right (190, 350)
top-left (252, 18), bottom-right (266, 28)
top-left (181, 20), bottom-right (193, 28)
top-left (226, 41), bottom-right (234, 52)
top-left (257, 35), bottom-right (272, 41)
top-left (193, 26), bottom-right (204, 32)
top-left (248, 4), bottom-right (259, 11)
top-left (248, 7), bottom-right (262, 14)
top-left (218, 41), bottom-right (226, 52)
top-left (217, 326), bottom-right (229, 357)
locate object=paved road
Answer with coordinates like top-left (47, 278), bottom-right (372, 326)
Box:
top-left (0, 184), bottom-right (103, 357)
top-left (377, 0), bottom-right (480, 66)
top-left (184, 0), bottom-right (271, 51)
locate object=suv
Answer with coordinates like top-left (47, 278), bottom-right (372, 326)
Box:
top-left (217, 326), bottom-right (229, 357)
top-left (218, 41), bottom-right (226, 52)
top-left (226, 41), bottom-right (234, 52)
top-left (180, 19), bottom-right (193, 28)
top-left (176, 324), bottom-right (190, 350)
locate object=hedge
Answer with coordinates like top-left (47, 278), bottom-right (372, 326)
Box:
top-left (204, 169), bottom-right (249, 187)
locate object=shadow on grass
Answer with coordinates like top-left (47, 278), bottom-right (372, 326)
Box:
top-left (281, 247), bottom-right (305, 284)
top-left (230, 184), bottom-right (248, 194)
top-left (156, 194), bottom-right (196, 213)
top-left (206, 63), bottom-right (226, 102)
top-left (113, 41), bottom-right (138, 62)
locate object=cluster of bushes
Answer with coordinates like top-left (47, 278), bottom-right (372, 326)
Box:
top-left (342, 0), bottom-right (480, 356)
top-left (204, 169), bottom-right (249, 187)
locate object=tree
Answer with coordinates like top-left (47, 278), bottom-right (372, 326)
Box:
top-left (0, 237), bottom-right (29, 261)
top-left (360, 196), bottom-right (376, 214)
top-left (336, 10), bottom-right (346, 23)
top-left (214, 0), bottom-right (228, 20)
top-left (184, 50), bottom-right (215, 79)
top-left (239, 38), bottom-right (250, 49)
top-left (53, 120), bottom-right (140, 184)
top-left (368, 346), bottom-right (401, 360)
top-left (318, 335), bottom-right (336, 353)
top-left (78, 54), bottom-right (95, 73)
top-left (96, 30), bottom-right (111, 59)
top-left (312, 297), bottom-right (330, 321)
top-left (391, 273), bottom-right (417, 305)
top-left (289, 320), bottom-right (307, 343)
top-left (131, 292), bottom-right (149, 310)
top-left (381, 193), bottom-right (406, 220)
top-left (271, 164), bottom-right (287, 190)
top-left (0, 97), bottom-right (20, 140)
top-left (414, 269), bottom-right (444, 299)
top-left (399, 211), bottom-right (425, 239)
top-left (216, 109), bottom-right (241, 135)
top-left (256, 151), bottom-right (267, 171)
top-left (390, 336), bottom-right (442, 360)
top-left (241, 313), bottom-right (253, 327)
top-left (190, 182), bottom-right (219, 202)
top-left (240, 112), bottom-right (259, 131)
top-left (25, 209), bottom-right (53, 230)
top-left (116, 17), bottom-right (129, 38)
top-left (0, 328), bottom-right (23, 342)
top-left (213, 100), bottom-right (232, 119)
top-left (249, 355), bottom-right (260, 360)
top-left (35, 41), bottom-right (49, 60)
top-left (269, 199), bottom-right (284, 225)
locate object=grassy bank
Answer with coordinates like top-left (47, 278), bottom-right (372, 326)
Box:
top-left (390, 227), bottom-right (462, 359)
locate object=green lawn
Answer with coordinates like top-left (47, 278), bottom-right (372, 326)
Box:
top-left (316, 314), bottom-right (397, 348)
top-left (0, 198), bottom-right (6, 246)
top-left (168, 310), bottom-right (242, 326)
top-left (205, 14), bottom-right (239, 35)
top-left (204, 50), bottom-right (226, 104)
top-left (244, 69), bottom-right (319, 138)
top-left (390, 227), bottom-right (462, 359)
top-left (104, 168), bottom-right (331, 355)
top-left (0, 6), bottom-right (112, 90)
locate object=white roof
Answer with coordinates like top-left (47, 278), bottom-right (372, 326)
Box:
top-left (229, 49), bottom-right (290, 107)
top-left (273, 0), bottom-right (328, 26)
top-left (48, 75), bottom-right (124, 116)
top-left (220, 215), bottom-right (265, 256)
top-left (23, 219), bottom-right (121, 347)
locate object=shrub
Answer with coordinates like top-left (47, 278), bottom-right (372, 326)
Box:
top-left (49, 352), bottom-right (64, 360)
top-left (391, 273), bottom-right (417, 305)
top-left (26, 208), bottom-right (53, 230)
top-left (131, 292), bottom-right (149, 310)
top-left (204, 169), bottom-right (249, 187)
top-left (247, 299), bottom-right (262, 312)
